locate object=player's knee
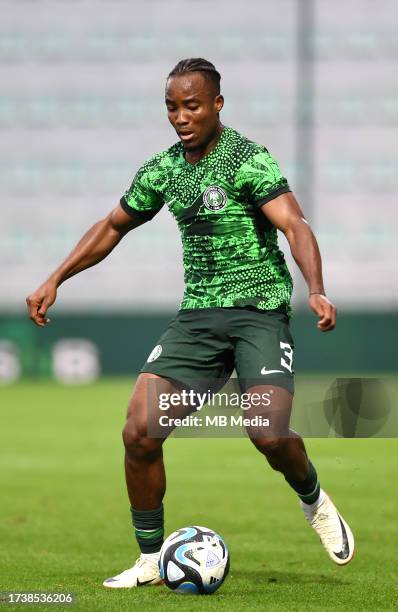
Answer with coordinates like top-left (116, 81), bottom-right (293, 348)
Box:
top-left (122, 423), bottom-right (161, 462)
top-left (254, 436), bottom-right (287, 456)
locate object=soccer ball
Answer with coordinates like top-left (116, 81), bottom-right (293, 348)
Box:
top-left (159, 525), bottom-right (230, 594)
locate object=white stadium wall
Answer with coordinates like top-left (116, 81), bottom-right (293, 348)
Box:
top-left (1, 0), bottom-right (397, 311)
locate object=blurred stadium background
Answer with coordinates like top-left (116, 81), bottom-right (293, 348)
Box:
top-left (1, 0), bottom-right (397, 383)
top-left (1, 4), bottom-right (398, 608)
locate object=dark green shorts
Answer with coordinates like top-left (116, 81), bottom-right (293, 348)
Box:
top-left (141, 307), bottom-right (294, 394)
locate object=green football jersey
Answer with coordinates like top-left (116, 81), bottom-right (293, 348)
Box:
top-left (121, 126), bottom-right (293, 313)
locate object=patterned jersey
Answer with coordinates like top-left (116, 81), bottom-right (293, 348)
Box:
top-left (121, 126), bottom-right (293, 313)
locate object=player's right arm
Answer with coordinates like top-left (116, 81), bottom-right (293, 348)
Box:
top-left (26, 204), bottom-right (144, 327)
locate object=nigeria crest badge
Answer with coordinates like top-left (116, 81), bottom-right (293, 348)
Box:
top-left (203, 185), bottom-right (228, 211)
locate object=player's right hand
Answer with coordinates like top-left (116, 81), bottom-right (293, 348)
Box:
top-left (26, 281), bottom-right (57, 327)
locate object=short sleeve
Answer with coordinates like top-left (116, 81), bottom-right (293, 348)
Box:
top-left (120, 164), bottom-right (164, 222)
top-left (236, 149), bottom-right (291, 208)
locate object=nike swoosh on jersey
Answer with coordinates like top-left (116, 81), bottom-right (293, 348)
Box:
top-left (260, 367), bottom-right (285, 375)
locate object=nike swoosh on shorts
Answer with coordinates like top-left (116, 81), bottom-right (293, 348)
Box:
top-left (260, 368), bottom-right (285, 375)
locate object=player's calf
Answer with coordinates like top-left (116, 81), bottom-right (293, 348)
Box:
top-left (250, 434), bottom-right (310, 481)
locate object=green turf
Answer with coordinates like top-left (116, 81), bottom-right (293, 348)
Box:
top-left (1, 379), bottom-right (397, 611)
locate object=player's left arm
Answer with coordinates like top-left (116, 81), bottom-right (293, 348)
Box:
top-left (260, 191), bottom-right (336, 332)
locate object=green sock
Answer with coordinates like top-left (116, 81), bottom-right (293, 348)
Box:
top-left (285, 460), bottom-right (320, 505)
top-left (131, 504), bottom-right (164, 554)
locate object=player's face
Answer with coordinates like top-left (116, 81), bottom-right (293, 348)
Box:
top-left (165, 73), bottom-right (224, 152)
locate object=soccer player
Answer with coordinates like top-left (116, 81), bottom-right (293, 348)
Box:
top-left (26, 58), bottom-right (355, 587)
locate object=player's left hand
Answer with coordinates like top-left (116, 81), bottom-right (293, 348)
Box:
top-left (308, 293), bottom-right (336, 332)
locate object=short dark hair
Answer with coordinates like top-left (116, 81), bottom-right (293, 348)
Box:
top-left (168, 58), bottom-right (221, 95)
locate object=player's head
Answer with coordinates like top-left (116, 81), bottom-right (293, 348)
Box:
top-left (165, 58), bottom-right (224, 151)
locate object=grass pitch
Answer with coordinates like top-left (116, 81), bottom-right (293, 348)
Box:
top-left (1, 378), bottom-right (397, 611)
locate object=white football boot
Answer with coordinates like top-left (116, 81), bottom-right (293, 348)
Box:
top-left (301, 489), bottom-right (355, 565)
top-left (103, 553), bottom-right (162, 588)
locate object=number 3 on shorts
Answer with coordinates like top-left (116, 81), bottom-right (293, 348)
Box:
top-left (280, 341), bottom-right (293, 373)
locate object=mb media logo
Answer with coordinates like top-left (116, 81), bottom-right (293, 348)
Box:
top-left (203, 185), bottom-right (228, 211)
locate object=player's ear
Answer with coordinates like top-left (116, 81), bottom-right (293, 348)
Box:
top-left (215, 95), bottom-right (224, 113)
